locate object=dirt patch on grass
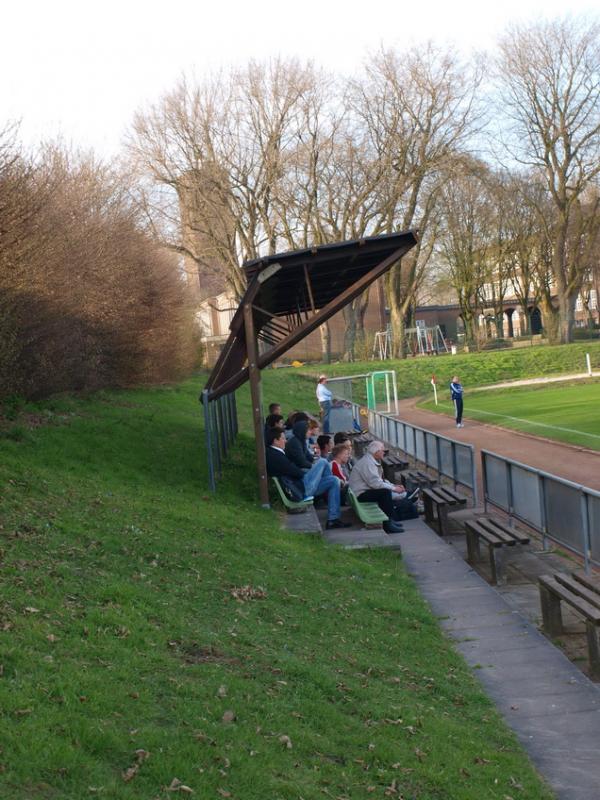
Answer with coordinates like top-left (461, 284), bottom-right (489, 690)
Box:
top-left (169, 641), bottom-right (242, 666)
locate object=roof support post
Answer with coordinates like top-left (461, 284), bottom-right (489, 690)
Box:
top-left (243, 301), bottom-right (270, 509)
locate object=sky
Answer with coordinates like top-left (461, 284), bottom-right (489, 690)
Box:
top-left (1, 0), bottom-right (598, 158)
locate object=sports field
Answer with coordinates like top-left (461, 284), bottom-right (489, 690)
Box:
top-left (419, 379), bottom-right (600, 451)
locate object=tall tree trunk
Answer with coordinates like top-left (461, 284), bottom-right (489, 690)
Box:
top-left (540, 296), bottom-right (560, 343)
top-left (386, 265), bottom-right (408, 358)
top-left (342, 306), bottom-right (357, 362)
top-left (319, 322), bottom-right (331, 364)
top-left (558, 292), bottom-right (576, 344)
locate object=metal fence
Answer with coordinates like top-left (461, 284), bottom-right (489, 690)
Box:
top-left (360, 405), bottom-right (478, 503)
top-left (201, 389), bottom-right (239, 492)
top-left (481, 449), bottom-right (600, 572)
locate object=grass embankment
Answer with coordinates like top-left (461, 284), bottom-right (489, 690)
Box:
top-left (0, 378), bottom-right (554, 799)
top-left (293, 341), bottom-right (600, 404)
top-left (419, 380), bottom-right (600, 451)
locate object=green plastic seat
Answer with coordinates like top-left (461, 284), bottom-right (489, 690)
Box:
top-left (272, 477), bottom-right (314, 512)
top-left (347, 487), bottom-right (389, 526)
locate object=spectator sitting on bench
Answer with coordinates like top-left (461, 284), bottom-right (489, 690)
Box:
top-left (264, 413), bottom-right (285, 438)
top-left (285, 419), bottom-right (319, 469)
top-left (284, 410), bottom-right (309, 440)
top-left (349, 441), bottom-right (413, 533)
top-left (316, 434), bottom-right (333, 460)
top-left (268, 402), bottom-right (282, 417)
top-left (333, 433), bottom-right (354, 469)
top-left (265, 428), bottom-right (350, 530)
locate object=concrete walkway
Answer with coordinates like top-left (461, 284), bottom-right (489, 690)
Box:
top-left (282, 504), bottom-right (600, 797)
top-left (400, 520), bottom-right (600, 800)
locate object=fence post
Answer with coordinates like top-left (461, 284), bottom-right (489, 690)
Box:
top-left (470, 445), bottom-right (479, 507)
top-left (506, 461), bottom-right (514, 527)
top-left (539, 474), bottom-right (549, 551)
top-left (482, 452), bottom-right (488, 515)
top-left (211, 400), bottom-right (221, 476)
top-left (232, 391), bottom-right (238, 436)
top-left (581, 491), bottom-right (591, 575)
top-left (202, 390), bottom-right (216, 493)
top-left (451, 441), bottom-right (458, 492)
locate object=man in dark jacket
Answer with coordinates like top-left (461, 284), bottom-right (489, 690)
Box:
top-left (266, 428), bottom-right (349, 529)
top-left (285, 420), bottom-right (316, 469)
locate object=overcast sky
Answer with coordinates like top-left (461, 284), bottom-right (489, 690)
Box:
top-left (2, 0), bottom-right (598, 158)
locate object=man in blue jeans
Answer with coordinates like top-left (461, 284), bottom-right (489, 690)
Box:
top-left (316, 374), bottom-right (333, 434)
top-left (265, 428), bottom-right (350, 529)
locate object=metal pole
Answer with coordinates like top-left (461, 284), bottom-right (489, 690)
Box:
top-left (232, 391), bottom-right (238, 437)
top-left (539, 474), bottom-right (549, 551)
top-left (435, 435), bottom-right (442, 482)
top-left (385, 372), bottom-right (391, 413)
top-left (506, 461), bottom-right (514, 527)
top-left (211, 400), bottom-right (221, 476)
top-left (243, 302), bottom-right (270, 509)
top-left (470, 445), bottom-right (479, 507)
top-left (581, 491), bottom-right (591, 575)
top-left (392, 371), bottom-right (399, 416)
top-left (451, 442), bottom-right (458, 492)
top-left (482, 452), bottom-right (488, 515)
top-left (202, 390), bottom-right (216, 493)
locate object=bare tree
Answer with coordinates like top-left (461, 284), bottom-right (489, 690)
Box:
top-left (438, 166), bottom-right (493, 344)
top-left (349, 45), bottom-right (483, 356)
top-left (497, 16), bottom-right (600, 342)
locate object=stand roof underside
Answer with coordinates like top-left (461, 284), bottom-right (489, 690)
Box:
top-left (203, 231), bottom-right (418, 400)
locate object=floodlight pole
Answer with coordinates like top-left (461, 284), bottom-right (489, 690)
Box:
top-left (243, 301), bottom-right (270, 509)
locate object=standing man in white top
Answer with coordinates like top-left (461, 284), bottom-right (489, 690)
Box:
top-left (316, 374), bottom-right (333, 434)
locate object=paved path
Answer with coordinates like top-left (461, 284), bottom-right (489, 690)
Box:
top-left (396, 399), bottom-right (600, 494)
top-left (400, 520), bottom-right (600, 800)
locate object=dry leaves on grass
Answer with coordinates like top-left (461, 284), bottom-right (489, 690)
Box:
top-left (167, 777), bottom-right (194, 793)
top-left (230, 585), bottom-right (267, 601)
top-left (122, 749), bottom-right (149, 782)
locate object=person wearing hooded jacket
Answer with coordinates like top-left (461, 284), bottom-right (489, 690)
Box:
top-left (285, 420), bottom-right (318, 470)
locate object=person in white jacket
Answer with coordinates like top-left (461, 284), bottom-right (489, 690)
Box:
top-left (316, 374), bottom-right (333, 433)
top-left (349, 441), bottom-right (406, 533)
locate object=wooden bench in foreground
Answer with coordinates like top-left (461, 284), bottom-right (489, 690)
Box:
top-left (271, 478), bottom-right (314, 513)
top-left (347, 487), bottom-right (388, 529)
top-left (382, 454), bottom-right (409, 484)
top-left (539, 571), bottom-right (600, 679)
top-left (400, 469), bottom-right (436, 495)
top-left (422, 486), bottom-right (467, 536)
top-left (465, 517), bottom-right (530, 585)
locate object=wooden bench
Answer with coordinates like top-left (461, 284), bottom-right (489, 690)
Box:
top-left (465, 517), bottom-right (530, 585)
top-left (382, 454), bottom-right (410, 484)
top-left (271, 478), bottom-right (314, 513)
top-left (347, 487), bottom-right (389, 529)
top-left (400, 469), bottom-right (436, 495)
top-left (538, 572), bottom-right (600, 679)
top-left (422, 486), bottom-right (467, 536)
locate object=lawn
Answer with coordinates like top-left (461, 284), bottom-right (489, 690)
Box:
top-left (291, 341), bottom-right (600, 406)
top-left (0, 376), bottom-right (554, 799)
top-left (419, 380), bottom-right (600, 451)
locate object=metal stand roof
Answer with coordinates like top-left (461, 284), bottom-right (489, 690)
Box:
top-left (202, 231), bottom-right (418, 506)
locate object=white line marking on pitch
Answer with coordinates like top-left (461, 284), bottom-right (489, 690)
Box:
top-left (465, 406), bottom-right (600, 441)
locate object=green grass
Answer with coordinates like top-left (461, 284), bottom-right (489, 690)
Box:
top-left (292, 342), bottom-right (600, 405)
top-left (0, 377), bottom-right (554, 799)
top-left (419, 380), bottom-right (600, 451)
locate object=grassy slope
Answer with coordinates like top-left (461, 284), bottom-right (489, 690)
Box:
top-left (292, 342), bottom-right (600, 404)
top-left (0, 378), bottom-right (554, 799)
top-left (419, 380), bottom-right (600, 451)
